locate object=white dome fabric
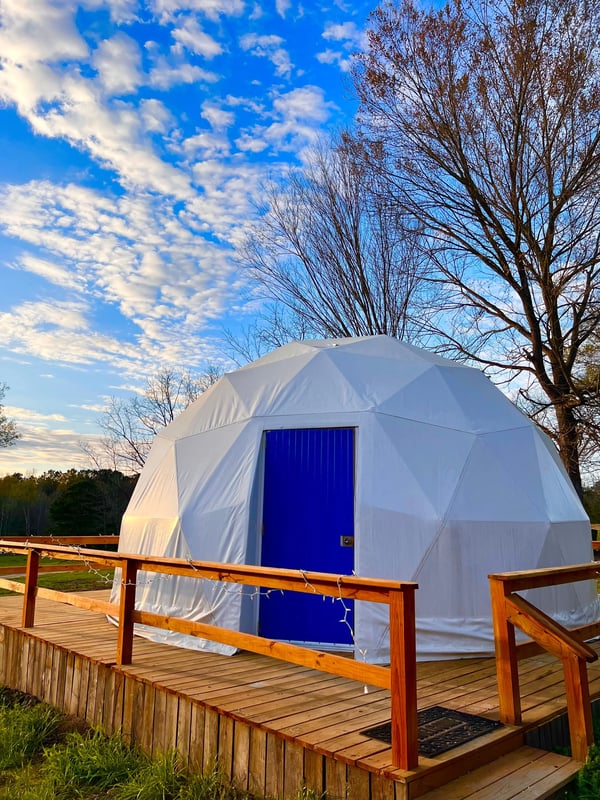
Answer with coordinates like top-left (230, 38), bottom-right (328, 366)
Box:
top-left (111, 336), bottom-right (597, 662)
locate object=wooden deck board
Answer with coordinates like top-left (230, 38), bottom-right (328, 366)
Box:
top-left (0, 591), bottom-right (589, 800)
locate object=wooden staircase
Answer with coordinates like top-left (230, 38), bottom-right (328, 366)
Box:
top-left (384, 716), bottom-right (582, 800)
top-left (419, 745), bottom-right (579, 800)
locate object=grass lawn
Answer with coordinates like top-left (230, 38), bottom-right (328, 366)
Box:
top-left (0, 555), bottom-right (73, 568)
top-left (0, 687), bottom-right (261, 799)
top-left (0, 568), bottom-right (114, 596)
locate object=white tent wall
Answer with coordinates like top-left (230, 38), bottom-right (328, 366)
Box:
top-left (111, 336), bottom-right (599, 663)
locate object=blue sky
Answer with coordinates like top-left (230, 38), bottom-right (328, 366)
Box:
top-left (0, 0), bottom-right (372, 475)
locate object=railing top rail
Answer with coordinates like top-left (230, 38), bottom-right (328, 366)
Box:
top-left (489, 562), bottom-right (600, 591)
top-left (0, 540), bottom-right (418, 602)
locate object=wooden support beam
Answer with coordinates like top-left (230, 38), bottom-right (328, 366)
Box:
top-left (389, 587), bottom-right (418, 771)
top-left (505, 594), bottom-right (597, 663)
top-left (489, 577), bottom-right (521, 725)
top-left (21, 549), bottom-right (39, 628)
top-left (563, 652), bottom-right (594, 762)
top-left (117, 559), bottom-right (138, 666)
top-left (132, 608), bottom-right (390, 689)
top-left (36, 587), bottom-right (117, 616)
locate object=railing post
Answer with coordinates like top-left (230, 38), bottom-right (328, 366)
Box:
top-left (117, 558), bottom-right (138, 665)
top-left (563, 653), bottom-right (594, 762)
top-left (389, 586), bottom-right (418, 770)
top-left (489, 577), bottom-right (521, 724)
top-left (22, 548), bottom-right (40, 628)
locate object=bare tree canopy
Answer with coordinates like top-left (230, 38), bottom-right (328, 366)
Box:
top-left (83, 368), bottom-right (221, 473)
top-left (0, 383), bottom-right (19, 448)
top-left (354, 0), bottom-right (600, 495)
top-left (240, 135), bottom-right (440, 347)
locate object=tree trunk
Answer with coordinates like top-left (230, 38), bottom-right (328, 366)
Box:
top-left (556, 405), bottom-right (584, 502)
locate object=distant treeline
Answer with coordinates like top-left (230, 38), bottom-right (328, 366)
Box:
top-left (0, 470), bottom-right (138, 538)
top-left (584, 483), bottom-right (600, 525)
top-left (2, 467), bottom-right (599, 542)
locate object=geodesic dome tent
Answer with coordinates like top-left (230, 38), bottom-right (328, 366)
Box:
top-left (112, 335), bottom-right (598, 662)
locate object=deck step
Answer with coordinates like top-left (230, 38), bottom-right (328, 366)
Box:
top-left (417, 746), bottom-right (580, 800)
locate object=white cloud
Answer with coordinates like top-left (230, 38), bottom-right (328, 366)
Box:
top-left (78, 403), bottom-right (110, 413)
top-left (6, 406), bottom-right (67, 423)
top-left (234, 133), bottom-right (268, 153)
top-left (171, 16), bottom-right (223, 57)
top-left (0, 3), bottom-right (195, 198)
top-left (11, 255), bottom-right (82, 290)
top-left (139, 98), bottom-right (173, 133)
top-left (0, 180), bottom-right (249, 373)
top-left (201, 100), bottom-right (235, 130)
top-left (84, 0), bottom-right (140, 25)
top-left (239, 33), bottom-right (293, 79)
top-left (249, 85), bottom-right (334, 155)
top-left (272, 85), bottom-right (332, 120)
top-left (317, 20), bottom-right (365, 72)
top-left (148, 57), bottom-right (220, 90)
top-left (322, 21), bottom-right (363, 45)
top-left (276, 0), bottom-right (291, 18)
top-left (316, 48), bottom-right (352, 72)
top-left (92, 34), bottom-right (143, 96)
top-left (0, 0), bottom-right (88, 65)
top-left (0, 0), bottom-right (369, 478)
top-left (179, 130), bottom-right (231, 158)
top-left (151, 0), bottom-right (245, 23)
top-left (0, 424), bottom-right (92, 476)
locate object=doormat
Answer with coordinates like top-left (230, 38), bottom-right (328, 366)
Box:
top-left (361, 706), bottom-right (503, 758)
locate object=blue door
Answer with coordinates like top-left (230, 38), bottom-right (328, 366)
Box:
top-left (259, 427), bottom-right (355, 645)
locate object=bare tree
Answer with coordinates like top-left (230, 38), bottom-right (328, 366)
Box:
top-left (239, 135), bottom-right (440, 350)
top-left (83, 368), bottom-right (221, 473)
top-left (0, 383), bottom-right (19, 448)
top-left (354, 0), bottom-right (600, 496)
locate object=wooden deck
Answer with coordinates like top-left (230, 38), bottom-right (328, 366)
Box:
top-left (0, 590), bottom-right (591, 799)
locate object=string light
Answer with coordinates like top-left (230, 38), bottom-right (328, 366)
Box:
top-left (0, 537), bottom-right (372, 665)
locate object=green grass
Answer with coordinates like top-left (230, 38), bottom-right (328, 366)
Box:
top-left (0, 569), bottom-right (114, 596)
top-left (0, 555), bottom-right (73, 568)
top-left (564, 742), bottom-right (600, 800)
top-left (0, 690), bottom-right (63, 770)
top-left (0, 687), bottom-right (318, 800)
top-left (36, 569), bottom-right (114, 592)
top-left (43, 728), bottom-right (144, 798)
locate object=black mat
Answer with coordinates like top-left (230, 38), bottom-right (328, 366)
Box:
top-left (361, 705), bottom-right (503, 758)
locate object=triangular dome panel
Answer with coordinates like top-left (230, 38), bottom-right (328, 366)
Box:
top-left (446, 431), bottom-right (551, 522)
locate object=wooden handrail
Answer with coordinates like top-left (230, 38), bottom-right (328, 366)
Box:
top-left (0, 538), bottom-right (419, 771)
top-left (489, 566), bottom-right (599, 762)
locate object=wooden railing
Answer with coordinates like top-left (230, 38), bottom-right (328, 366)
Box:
top-left (0, 538), bottom-right (419, 771)
top-left (0, 536), bottom-right (120, 577)
top-left (489, 564), bottom-right (600, 761)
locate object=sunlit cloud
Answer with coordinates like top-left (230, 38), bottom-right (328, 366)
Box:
top-left (5, 406), bottom-right (68, 423)
top-left (11, 255), bottom-right (83, 290)
top-left (0, 425), bottom-right (92, 476)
